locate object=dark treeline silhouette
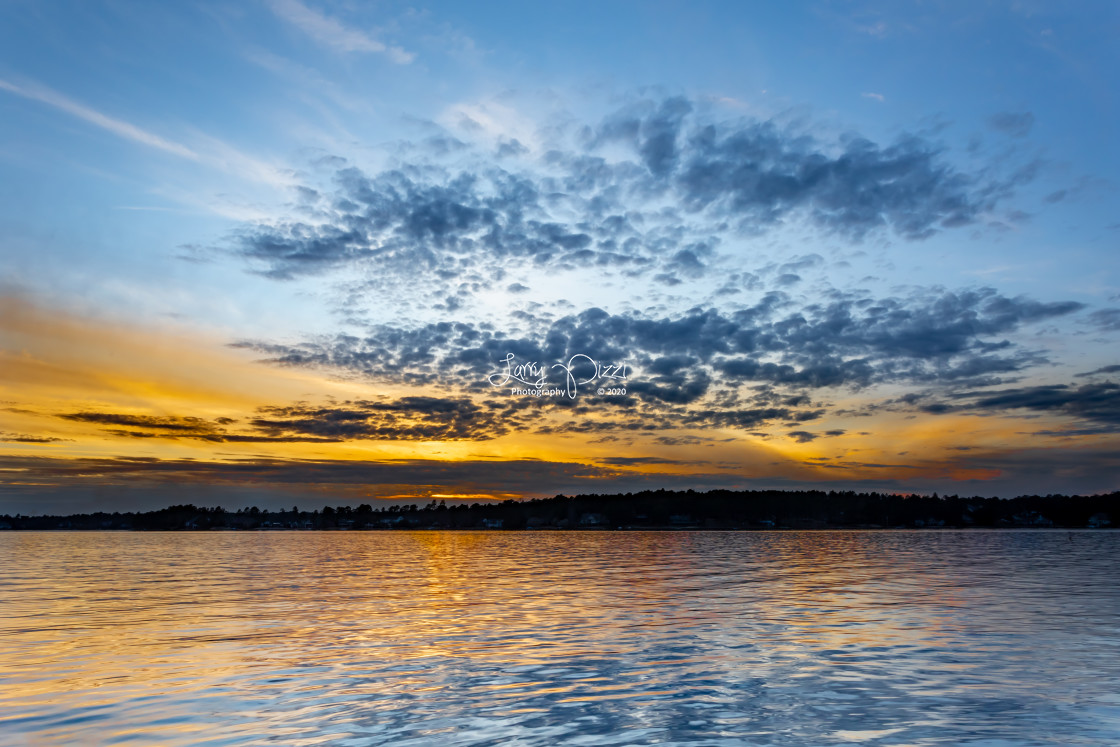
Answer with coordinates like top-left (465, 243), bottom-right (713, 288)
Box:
top-left (1, 489), bottom-right (1117, 530)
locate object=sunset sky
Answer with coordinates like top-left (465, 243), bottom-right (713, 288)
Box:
top-left (2, 1), bottom-right (1118, 514)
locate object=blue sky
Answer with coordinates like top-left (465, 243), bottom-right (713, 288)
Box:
top-left (1, 1), bottom-right (1118, 512)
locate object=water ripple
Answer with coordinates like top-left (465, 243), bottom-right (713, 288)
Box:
top-left (1, 530), bottom-right (1119, 745)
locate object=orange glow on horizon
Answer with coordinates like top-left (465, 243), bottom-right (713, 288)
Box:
top-left (4, 292), bottom-right (1118, 502)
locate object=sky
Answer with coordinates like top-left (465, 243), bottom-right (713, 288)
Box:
top-left (1, 0), bottom-right (1119, 514)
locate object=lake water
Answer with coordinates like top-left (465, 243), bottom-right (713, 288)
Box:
top-left (1, 530), bottom-right (1118, 745)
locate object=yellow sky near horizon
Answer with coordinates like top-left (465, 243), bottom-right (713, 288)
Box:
top-left (2, 292), bottom-right (1115, 503)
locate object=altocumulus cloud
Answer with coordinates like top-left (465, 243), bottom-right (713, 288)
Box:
top-left (233, 96), bottom-right (1028, 288)
top-left (204, 95), bottom-right (1098, 446)
top-left (235, 286), bottom-right (1081, 397)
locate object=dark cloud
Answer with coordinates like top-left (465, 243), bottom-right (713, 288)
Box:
top-left (596, 456), bottom-right (687, 466)
top-left (1088, 309), bottom-right (1120, 331)
top-left (57, 396), bottom-right (527, 444)
top-left (594, 96), bottom-right (695, 177)
top-left (1078, 364), bottom-right (1120, 377)
top-left (61, 413), bottom-right (226, 433)
top-left (684, 407), bottom-right (805, 429)
top-left (58, 412), bottom-right (344, 443)
top-left (590, 99), bottom-right (998, 240)
top-left (252, 397), bottom-right (516, 441)
top-left (204, 283), bottom-right (1086, 449)
top-left (496, 138), bottom-right (529, 158)
top-left (921, 381), bottom-right (1120, 429)
top-left (775, 273), bottom-right (801, 286)
top-left (662, 245), bottom-right (708, 279)
top-left (672, 125), bottom-right (996, 240)
top-left (0, 432), bottom-right (70, 443)
top-left (970, 382), bottom-right (1120, 426)
top-left (652, 435), bottom-right (717, 446)
top-left (237, 287), bottom-right (1082, 414)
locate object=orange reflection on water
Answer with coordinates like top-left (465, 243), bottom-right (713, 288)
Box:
top-left (4, 529), bottom-right (1108, 745)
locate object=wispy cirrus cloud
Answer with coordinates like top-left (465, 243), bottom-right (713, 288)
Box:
top-left (0, 77), bottom-right (200, 160)
top-left (0, 76), bottom-right (295, 191)
top-left (268, 0), bottom-right (414, 64)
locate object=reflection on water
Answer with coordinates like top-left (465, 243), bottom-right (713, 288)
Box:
top-left (2, 530), bottom-right (1119, 745)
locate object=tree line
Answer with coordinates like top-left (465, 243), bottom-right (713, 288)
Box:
top-left (1, 489), bottom-right (1117, 530)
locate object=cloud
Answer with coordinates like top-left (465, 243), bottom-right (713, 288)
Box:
top-left (988, 111), bottom-right (1035, 137)
top-left (269, 0), bottom-right (414, 64)
top-left (775, 273), bottom-right (801, 286)
top-left (57, 395), bottom-right (525, 443)
top-left (0, 453), bottom-right (760, 509)
top-left (920, 381), bottom-right (1120, 430)
top-left (596, 456), bottom-right (688, 466)
top-left (229, 286), bottom-right (1082, 441)
top-left (234, 96), bottom-right (1026, 282)
top-left (861, 92), bottom-right (885, 102)
top-left (0, 76), bottom-right (296, 193)
top-left (916, 445), bottom-right (1120, 496)
top-left (971, 382), bottom-right (1120, 426)
top-left (671, 123), bottom-right (992, 240)
top-left (58, 411), bottom-right (341, 443)
top-left (251, 397), bottom-right (516, 441)
top-left (61, 412), bottom-right (227, 433)
top-left (0, 77), bottom-right (199, 160)
top-left (856, 21), bottom-right (889, 38)
top-left (0, 432), bottom-right (69, 443)
top-left (7, 445), bottom-right (1118, 514)
top-left (0, 453), bottom-right (610, 500)
top-left (1088, 309), bottom-right (1120, 331)
top-left (1078, 364), bottom-right (1120, 377)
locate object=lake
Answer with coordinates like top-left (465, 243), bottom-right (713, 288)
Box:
top-left (2, 530), bottom-right (1118, 745)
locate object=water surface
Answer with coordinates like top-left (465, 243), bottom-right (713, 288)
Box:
top-left (2, 530), bottom-right (1118, 745)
